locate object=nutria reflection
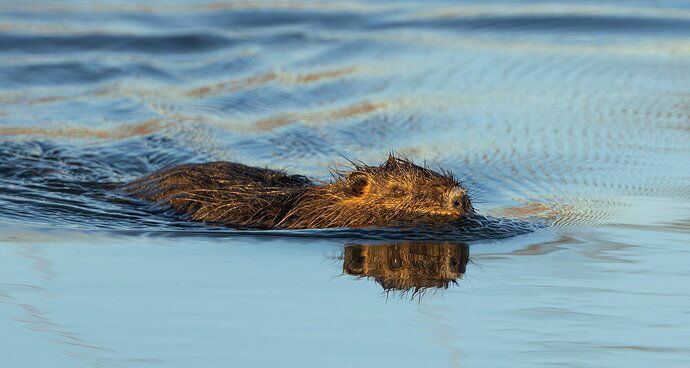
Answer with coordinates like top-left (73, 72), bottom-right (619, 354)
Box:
top-left (124, 154), bottom-right (473, 229)
top-left (342, 242), bottom-right (469, 294)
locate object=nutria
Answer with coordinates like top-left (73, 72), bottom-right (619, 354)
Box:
top-left (342, 242), bottom-right (469, 292)
top-left (123, 155), bottom-right (473, 229)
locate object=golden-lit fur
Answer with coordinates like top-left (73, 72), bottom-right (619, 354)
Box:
top-left (123, 155), bottom-right (473, 229)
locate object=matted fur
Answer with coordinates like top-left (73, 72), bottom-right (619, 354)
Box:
top-left (123, 155), bottom-right (473, 229)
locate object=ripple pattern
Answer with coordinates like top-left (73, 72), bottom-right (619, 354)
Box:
top-left (1, 0), bottom-right (689, 234)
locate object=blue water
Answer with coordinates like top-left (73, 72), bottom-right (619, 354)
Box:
top-left (1, 0), bottom-right (690, 367)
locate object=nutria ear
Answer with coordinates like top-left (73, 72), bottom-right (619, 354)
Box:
top-left (346, 171), bottom-right (369, 197)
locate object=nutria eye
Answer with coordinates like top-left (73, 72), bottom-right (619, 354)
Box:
top-left (390, 187), bottom-right (406, 197)
top-left (452, 198), bottom-right (462, 208)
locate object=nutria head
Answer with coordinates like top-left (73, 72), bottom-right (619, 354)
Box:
top-left (282, 155), bottom-right (473, 228)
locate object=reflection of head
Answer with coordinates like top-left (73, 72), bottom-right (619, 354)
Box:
top-left (342, 242), bottom-right (469, 294)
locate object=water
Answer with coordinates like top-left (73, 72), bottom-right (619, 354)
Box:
top-left (1, 0), bottom-right (689, 367)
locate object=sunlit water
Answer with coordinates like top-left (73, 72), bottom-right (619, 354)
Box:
top-left (1, 0), bottom-right (689, 367)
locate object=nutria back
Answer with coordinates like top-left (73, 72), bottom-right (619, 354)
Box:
top-left (124, 155), bottom-right (473, 229)
top-left (124, 161), bottom-right (312, 227)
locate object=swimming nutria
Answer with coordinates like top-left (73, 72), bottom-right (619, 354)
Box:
top-left (123, 155), bottom-right (473, 229)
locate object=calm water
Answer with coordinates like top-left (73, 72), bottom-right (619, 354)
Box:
top-left (1, 0), bottom-right (690, 367)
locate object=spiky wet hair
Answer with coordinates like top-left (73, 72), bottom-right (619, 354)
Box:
top-left (329, 154), bottom-right (461, 196)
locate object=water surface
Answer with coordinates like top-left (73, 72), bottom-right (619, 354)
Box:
top-left (1, 0), bottom-right (690, 367)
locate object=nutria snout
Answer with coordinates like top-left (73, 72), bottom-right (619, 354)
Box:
top-left (123, 155), bottom-right (473, 229)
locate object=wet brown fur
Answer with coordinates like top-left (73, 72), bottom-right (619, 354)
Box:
top-left (123, 155), bottom-right (473, 229)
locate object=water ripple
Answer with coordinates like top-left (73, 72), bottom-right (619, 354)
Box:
top-left (0, 0), bottom-right (689, 235)
top-left (0, 33), bottom-right (237, 54)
